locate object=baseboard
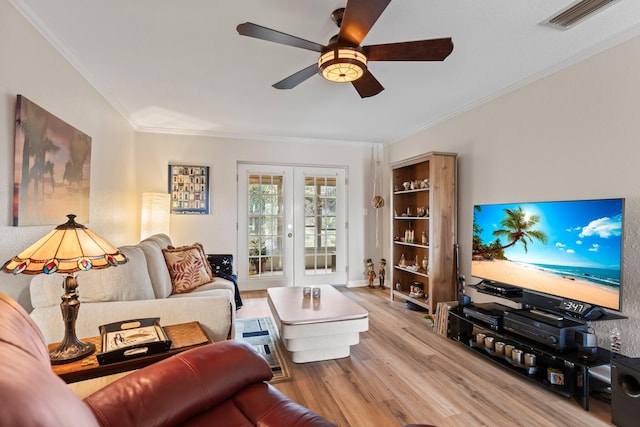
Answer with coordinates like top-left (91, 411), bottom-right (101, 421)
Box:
top-left (347, 280), bottom-right (370, 288)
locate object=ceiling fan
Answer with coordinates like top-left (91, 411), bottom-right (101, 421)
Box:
top-left (236, 0), bottom-right (453, 98)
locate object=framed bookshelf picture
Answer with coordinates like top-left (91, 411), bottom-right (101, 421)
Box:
top-left (168, 164), bottom-right (210, 214)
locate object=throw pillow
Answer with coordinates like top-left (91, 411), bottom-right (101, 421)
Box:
top-left (162, 243), bottom-right (214, 294)
top-left (194, 242), bottom-right (216, 279)
top-left (207, 254), bottom-right (234, 276)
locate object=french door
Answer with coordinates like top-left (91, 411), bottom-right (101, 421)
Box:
top-left (237, 164), bottom-right (346, 289)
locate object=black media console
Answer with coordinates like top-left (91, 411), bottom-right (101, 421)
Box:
top-left (448, 304), bottom-right (612, 410)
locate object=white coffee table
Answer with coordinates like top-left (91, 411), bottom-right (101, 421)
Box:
top-left (267, 285), bottom-right (369, 363)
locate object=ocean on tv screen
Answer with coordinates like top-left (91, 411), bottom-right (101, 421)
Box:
top-left (471, 198), bottom-right (623, 310)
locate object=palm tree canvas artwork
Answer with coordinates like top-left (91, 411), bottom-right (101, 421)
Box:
top-left (12, 95), bottom-right (91, 226)
top-left (471, 199), bottom-right (623, 310)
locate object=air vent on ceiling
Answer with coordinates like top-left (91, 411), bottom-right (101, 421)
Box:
top-left (546, 0), bottom-right (621, 30)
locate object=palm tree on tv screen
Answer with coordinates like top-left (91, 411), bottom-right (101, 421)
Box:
top-left (473, 206), bottom-right (547, 258)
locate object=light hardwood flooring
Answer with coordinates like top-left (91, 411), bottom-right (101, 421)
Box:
top-left (238, 286), bottom-right (613, 427)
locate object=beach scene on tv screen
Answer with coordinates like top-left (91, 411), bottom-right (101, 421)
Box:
top-left (472, 199), bottom-right (623, 310)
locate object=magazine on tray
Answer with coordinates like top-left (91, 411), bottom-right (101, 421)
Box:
top-left (97, 318), bottom-right (172, 365)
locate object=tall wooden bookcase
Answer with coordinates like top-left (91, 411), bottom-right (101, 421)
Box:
top-left (390, 152), bottom-right (457, 314)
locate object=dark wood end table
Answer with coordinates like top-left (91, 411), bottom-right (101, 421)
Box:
top-left (50, 321), bottom-right (211, 383)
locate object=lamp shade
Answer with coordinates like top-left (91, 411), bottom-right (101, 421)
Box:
top-left (2, 214), bottom-right (127, 364)
top-left (141, 192), bottom-right (171, 240)
top-left (2, 214), bottom-right (127, 275)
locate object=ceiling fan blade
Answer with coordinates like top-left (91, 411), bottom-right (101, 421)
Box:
top-left (351, 71), bottom-right (384, 98)
top-left (339, 0), bottom-right (392, 46)
top-left (364, 38), bottom-right (454, 61)
top-left (273, 64), bottom-right (319, 89)
top-left (237, 22), bottom-right (324, 52)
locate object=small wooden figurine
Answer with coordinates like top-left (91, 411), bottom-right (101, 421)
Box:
top-left (378, 258), bottom-right (386, 289)
top-left (366, 258), bottom-right (376, 288)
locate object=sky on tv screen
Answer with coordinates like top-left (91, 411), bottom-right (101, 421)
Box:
top-left (473, 199), bottom-right (623, 287)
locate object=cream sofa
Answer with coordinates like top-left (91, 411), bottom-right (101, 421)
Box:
top-left (29, 234), bottom-right (235, 344)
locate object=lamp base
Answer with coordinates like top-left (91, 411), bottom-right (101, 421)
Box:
top-left (50, 273), bottom-right (96, 364)
top-left (49, 339), bottom-right (96, 365)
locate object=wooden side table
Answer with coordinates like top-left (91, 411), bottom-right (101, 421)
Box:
top-left (50, 321), bottom-right (211, 383)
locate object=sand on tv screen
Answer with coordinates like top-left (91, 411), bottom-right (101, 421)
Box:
top-left (471, 198), bottom-right (623, 311)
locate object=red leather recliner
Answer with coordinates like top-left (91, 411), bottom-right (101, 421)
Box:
top-left (0, 293), bottom-right (336, 427)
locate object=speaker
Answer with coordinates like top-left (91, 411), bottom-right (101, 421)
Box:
top-left (612, 357), bottom-right (640, 427)
top-left (575, 330), bottom-right (597, 361)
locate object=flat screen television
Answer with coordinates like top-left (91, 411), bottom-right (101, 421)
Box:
top-left (472, 198), bottom-right (624, 311)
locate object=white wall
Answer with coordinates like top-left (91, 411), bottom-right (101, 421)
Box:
top-left (0, 1), bottom-right (138, 308)
top-left (134, 132), bottom-right (380, 288)
top-left (387, 35), bottom-right (640, 356)
top-left (0, 0), bottom-right (380, 311)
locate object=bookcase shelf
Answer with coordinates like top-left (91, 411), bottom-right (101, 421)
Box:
top-left (389, 152), bottom-right (457, 314)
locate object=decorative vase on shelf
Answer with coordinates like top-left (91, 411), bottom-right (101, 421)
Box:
top-left (421, 231), bottom-right (427, 245)
top-left (405, 228), bottom-right (414, 243)
top-left (422, 255), bottom-right (428, 270)
top-left (399, 254), bottom-right (406, 268)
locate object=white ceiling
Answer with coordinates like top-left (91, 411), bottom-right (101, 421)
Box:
top-left (11, 0), bottom-right (640, 144)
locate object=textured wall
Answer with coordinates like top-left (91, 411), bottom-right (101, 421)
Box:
top-left (387, 35), bottom-right (640, 357)
top-left (0, 1), bottom-right (138, 308)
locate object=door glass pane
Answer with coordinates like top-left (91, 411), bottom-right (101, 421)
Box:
top-left (248, 174), bottom-right (284, 277)
top-left (304, 176), bottom-right (337, 275)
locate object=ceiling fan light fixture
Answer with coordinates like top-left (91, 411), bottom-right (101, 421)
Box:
top-left (318, 46), bottom-right (367, 83)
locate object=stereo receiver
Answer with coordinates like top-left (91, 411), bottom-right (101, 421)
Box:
top-left (503, 310), bottom-right (587, 351)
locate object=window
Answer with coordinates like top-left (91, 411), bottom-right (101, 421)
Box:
top-left (248, 174), bottom-right (283, 276)
top-left (304, 176), bottom-right (337, 274)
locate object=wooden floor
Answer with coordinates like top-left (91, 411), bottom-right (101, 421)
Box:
top-left (238, 287), bottom-right (614, 427)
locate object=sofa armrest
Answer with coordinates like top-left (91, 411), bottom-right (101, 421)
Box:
top-left (233, 382), bottom-right (338, 427)
top-left (30, 296), bottom-right (233, 344)
top-left (84, 341), bottom-right (272, 427)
